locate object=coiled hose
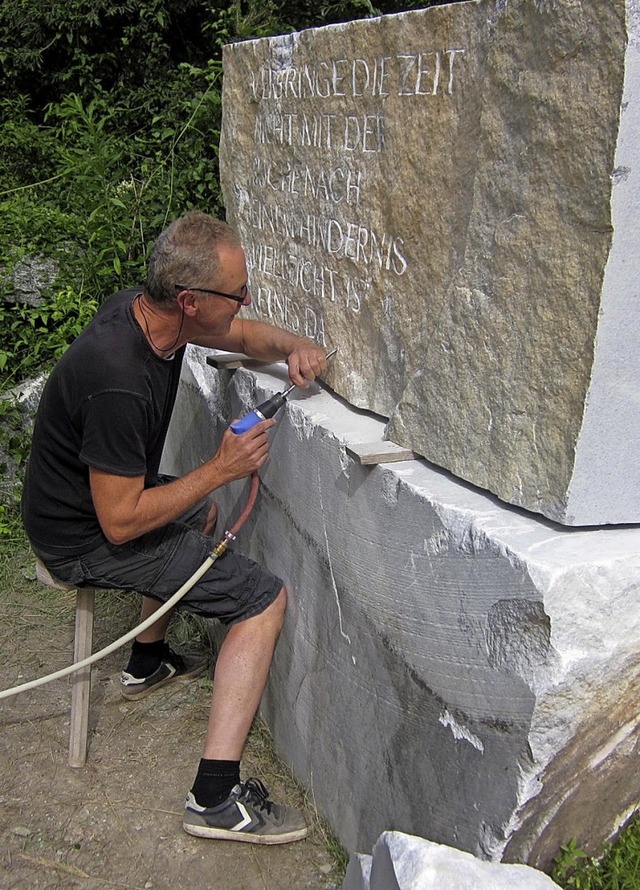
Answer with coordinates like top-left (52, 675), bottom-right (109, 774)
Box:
top-left (0, 472), bottom-right (260, 701)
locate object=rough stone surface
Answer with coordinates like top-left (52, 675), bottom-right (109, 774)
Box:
top-left (0, 374), bottom-right (47, 504)
top-left (343, 853), bottom-right (371, 890)
top-left (162, 348), bottom-right (640, 869)
top-left (343, 831), bottom-right (561, 889)
top-left (219, 0), bottom-right (640, 526)
top-left (4, 255), bottom-right (59, 305)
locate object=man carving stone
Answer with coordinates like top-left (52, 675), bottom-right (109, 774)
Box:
top-left (21, 211), bottom-right (329, 844)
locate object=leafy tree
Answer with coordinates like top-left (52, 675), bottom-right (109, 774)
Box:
top-left (1, 0), bottom-right (217, 112)
top-left (272, 0), bottom-right (436, 30)
top-left (0, 0), bottom-right (438, 343)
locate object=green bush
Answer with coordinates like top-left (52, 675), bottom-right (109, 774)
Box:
top-left (552, 822), bottom-right (640, 889)
top-left (0, 287), bottom-right (99, 390)
top-left (0, 0), bottom-right (448, 528)
top-left (1, 66), bottom-right (225, 300)
top-left (0, 96), bottom-right (58, 189)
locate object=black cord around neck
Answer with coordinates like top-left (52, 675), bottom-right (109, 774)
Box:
top-left (135, 293), bottom-right (185, 355)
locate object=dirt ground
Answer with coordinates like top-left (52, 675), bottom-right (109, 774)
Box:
top-left (0, 550), bottom-right (344, 890)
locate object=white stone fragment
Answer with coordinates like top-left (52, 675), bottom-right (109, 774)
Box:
top-left (343, 852), bottom-right (372, 890)
top-left (342, 832), bottom-right (561, 890)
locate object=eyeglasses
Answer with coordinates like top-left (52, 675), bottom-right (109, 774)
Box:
top-left (174, 283), bottom-right (248, 305)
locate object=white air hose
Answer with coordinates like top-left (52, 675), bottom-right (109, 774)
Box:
top-left (0, 473), bottom-right (260, 701)
top-left (0, 553), bottom-right (216, 700)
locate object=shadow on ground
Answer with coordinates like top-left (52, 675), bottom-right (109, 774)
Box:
top-left (0, 573), bottom-right (341, 890)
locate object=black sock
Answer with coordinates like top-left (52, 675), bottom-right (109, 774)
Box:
top-left (191, 759), bottom-right (241, 808)
top-left (125, 639), bottom-right (166, 678)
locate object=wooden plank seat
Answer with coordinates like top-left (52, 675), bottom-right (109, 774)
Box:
top-left (35, 558), bottom-right (96, 767)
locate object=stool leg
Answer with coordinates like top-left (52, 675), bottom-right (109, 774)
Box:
top-left (69, 589), bottom-right (95, 767)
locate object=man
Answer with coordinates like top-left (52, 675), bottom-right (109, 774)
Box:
top-left (21, 211), bottom-right (329, 844)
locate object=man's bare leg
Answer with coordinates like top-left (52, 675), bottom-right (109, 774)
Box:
top-left (203, 586), bottom-right (287, 759)
top-left (183, 585), bottom-right (308, 844)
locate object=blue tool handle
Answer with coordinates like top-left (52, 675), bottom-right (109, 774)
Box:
top-left (230, 410), bottom-right (264, 434)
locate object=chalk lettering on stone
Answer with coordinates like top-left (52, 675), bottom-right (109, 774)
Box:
top-left (249, 49), bottom-right (466, 101)
top-left (247, 240), bottom-right (370, 320)
top-left (253, 284), bottom-right (327, 345)
top-left (343, 113), bottom-right (385, 152)
top-left (239, 40), bottom-right (460, 371)
top-left (251, 158), bottom-right (362, 206)
top-left (254, 110), bottom-right (385, 153)
top-left (244, 210), bottom-right (407, 278)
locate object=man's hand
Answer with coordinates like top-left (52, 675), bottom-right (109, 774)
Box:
top-left (212, 419), bottom-right (275, 482)
top-left (211, 319), bottom-right (332, 387)
top-left (287, 343), bottom-right (330, 388)
top-left (89, 419), bottom-right (275, 545)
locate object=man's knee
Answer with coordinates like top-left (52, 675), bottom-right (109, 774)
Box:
top-left (272, 585), bottom-right (287, 620)
top-left (233, 585), bottom-right (287, 636)
top-left (258, 585), bottom-right (287, 632)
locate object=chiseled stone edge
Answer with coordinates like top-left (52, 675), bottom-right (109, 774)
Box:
top-left (163, 346), bottom-right (640, 865)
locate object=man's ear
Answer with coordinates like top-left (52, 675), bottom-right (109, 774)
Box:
top-left (176, 288), bottom-right (198, 317)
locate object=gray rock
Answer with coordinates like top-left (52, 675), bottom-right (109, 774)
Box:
top-left (0, 374), bottom-right (47, 503)
top-left (343, 832), bottom-right (561, 889)
top-left (8, 374), bottom-right (48, 416)
top-left (162, 348), bottom-right (640, 868)
top-left (219, 0), bottom-right (640, 526)
top-left (343, 852), bottom-right (372, 890)
top-left (5, 256), bottom-right (58, 306)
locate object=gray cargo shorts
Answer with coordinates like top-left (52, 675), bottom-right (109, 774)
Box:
top-left (33, 481), bottom-right (283, 626)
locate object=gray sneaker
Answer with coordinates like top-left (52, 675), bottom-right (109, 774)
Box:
top-left (183, 778), bottom-right (309, 845)
top-left (120, 645), bottom-right (208, 700)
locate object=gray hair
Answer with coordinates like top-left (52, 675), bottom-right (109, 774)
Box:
top-left (145, 212), bottom-right (241, 305)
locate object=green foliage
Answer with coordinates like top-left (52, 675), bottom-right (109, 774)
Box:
top-left (552, 820), bottom-right (640, 890)
top-left (0, 287), bottom-right (99, 390)
top-left (130, 59), bottom-right (226, 227)
top-left (0, 194), bottom-right (81, 309)
top-left (0, 396), bottom-right (33, 523)
top-left (553, 839), bottom-right (601, 889)
top-left (0, 96), bottom-right (58, 189)
top-left (0, 398), bottom-right (30, 466)
top-left (0, 195), bottom-right (79, 264)
top-left (0, 0), bottom-right (218, 114)
top-left (0, 504), bottom-right (16, 539)
top-left (1, 66), bottom-right (225, 298)
top-left (44, 93), bottom-right (145, 291)
top-left (0, 1), bottom-right (246, 298)
top-left (0, 501), bottom-right (28, 540)
top-left (0, 0), bottom-right (441, 518)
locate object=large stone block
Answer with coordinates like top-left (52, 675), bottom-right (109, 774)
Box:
top-left (163, 348), bottom-right (640, 869)
top-left (343, 831), bottom-right (561, 889)
top-left (219, 0), bottom-right (640, 526)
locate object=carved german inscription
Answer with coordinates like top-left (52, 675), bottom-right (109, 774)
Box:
top-left (224, 28), bottom-right (464, 346)
top-left (221, 2), bottom-right (635, 526)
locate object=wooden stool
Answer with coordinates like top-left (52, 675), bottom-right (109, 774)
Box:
top-left (35, 559), bottom-right (96, 768)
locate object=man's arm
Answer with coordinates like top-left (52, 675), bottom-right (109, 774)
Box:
top-left (90, 418), bottom-right (274, 545)
top-left (95, 321), bottom-right (331, 544)
top-left (192, 318), bottom-right (330, 387)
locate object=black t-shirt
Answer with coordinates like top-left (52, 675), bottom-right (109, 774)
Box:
top-left (21, 288), bottom-right (185, 554)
